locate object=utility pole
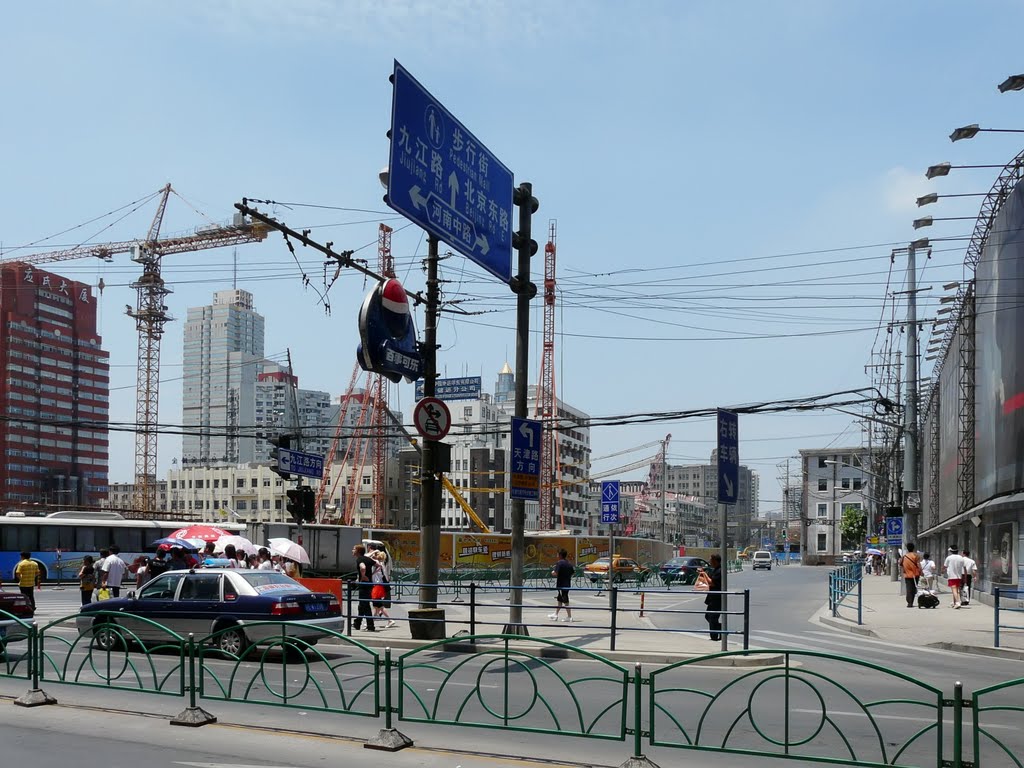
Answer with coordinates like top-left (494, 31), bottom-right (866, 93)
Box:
top-left (505, 182), bottom-right (538, 635)
top-left (903, 244), bottom-right (920, 547)
top-left (661, 439), bottom-right (668, 543)
top-left (418, 235), bottom-right (441, 611)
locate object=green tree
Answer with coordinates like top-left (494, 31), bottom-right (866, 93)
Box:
top-left (839, 504), bottom-right (867, 551)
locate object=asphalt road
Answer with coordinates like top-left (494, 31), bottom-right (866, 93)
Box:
top-left (3, 571), bottom-right (1021, 768)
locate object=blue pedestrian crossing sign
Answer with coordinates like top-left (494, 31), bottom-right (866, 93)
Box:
top-left (601, 480), bottom-right (620, 525)
top-left (886, 516), bottom-right (904, 546)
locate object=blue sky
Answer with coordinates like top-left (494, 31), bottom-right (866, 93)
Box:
top-left (3, 1), bottom-right (1023, 512)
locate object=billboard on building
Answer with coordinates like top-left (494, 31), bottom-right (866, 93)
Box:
top-left (976, 179), bottom-right (1024, 502)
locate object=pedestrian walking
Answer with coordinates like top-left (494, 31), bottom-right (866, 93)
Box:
top-left (352, 544), bottom-right (376, 632)
top-left (961, 549), bottom-right (977, 606)
top-left (703, 554), bottom-right (724, 641)
top-left (167, 547), bottom-right (190, 571)
top-left (370, 549), bottom-right (395, 628)
top-left (14, 551), bottom-right (41, 610)
top-left (942, 546), bottom-right (965, 608)
top-left (257, 548), bottom-right (274, 570)
top-left (919, 552), bottom-right (937, 593)
top-left (899, 543), bottom-right (921, 608)
top-left (548, 548), bottom-right (575, 622)
top-left (78, 555), bottom-right (97, 605)
top-left (102, 546), bottom-right (127, 598)
top-left (134, 556), bottom-right (150, 588)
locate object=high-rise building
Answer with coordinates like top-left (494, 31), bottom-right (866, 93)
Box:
top-left (0, 263), bottom-right (109, 509)
top-left (181, 289), bottom-right (264, 465)
top-left (253, 363), bottom-right (333, 461)
top-left (664, 452), bottom-right (759, 547)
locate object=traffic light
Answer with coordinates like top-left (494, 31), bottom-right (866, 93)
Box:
top-left (286, 486), bottom-right (316, 524)
top-left (269, 434), bottom-right (293, 481)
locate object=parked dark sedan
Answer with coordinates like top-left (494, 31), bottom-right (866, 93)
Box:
top-left (0, 589), bottom-right (34, 645)
top-left (659, 556), bottom-right (711, 585)
top-left (75, 569), bottom-right (342, 654)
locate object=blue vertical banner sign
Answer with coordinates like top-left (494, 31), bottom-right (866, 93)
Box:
top-left (717, 409), bottom-right (739, 505)
top-left (387, 61), bottom-right (514, 282)
top-left (600, 480), bottom-right (620, 524)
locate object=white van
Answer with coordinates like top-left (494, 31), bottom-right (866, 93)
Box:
top-left (752, 550), bottom-right (773, 570)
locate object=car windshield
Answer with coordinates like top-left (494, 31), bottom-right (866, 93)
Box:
top-left (239, 572), bottom-right (307, 592)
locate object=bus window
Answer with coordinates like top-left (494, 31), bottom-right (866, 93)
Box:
top-left (3, 524), bottom-right (39, 552)
top-left (113, 527), bottom-right (143, 553)
top-left (75, 526), bottom-right (102, 552)
top-left (39, 526), bottom-right (60, 552)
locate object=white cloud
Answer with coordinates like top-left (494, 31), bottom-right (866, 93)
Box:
top-left (882, 165), bottom-right (931, 214)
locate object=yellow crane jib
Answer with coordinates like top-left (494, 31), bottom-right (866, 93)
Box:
top-left (440, 473), bottom-right (491, 533)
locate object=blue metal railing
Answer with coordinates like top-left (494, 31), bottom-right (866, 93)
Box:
top-left (994, 587), bottom-right (1024, 648)
top-left (828, 561), bottom-right (863, 625)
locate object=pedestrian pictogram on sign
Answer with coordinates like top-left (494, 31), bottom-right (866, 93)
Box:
top-left (414, 397), bottom-right (451, 441)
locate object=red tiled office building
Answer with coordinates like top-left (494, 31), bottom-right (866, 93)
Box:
top-left (0, 263), bottom-right (109, 509)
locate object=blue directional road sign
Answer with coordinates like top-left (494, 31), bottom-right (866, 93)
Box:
top-left (510, 417), bottom-right (541, 501)
top-left (600, 481), bottom-right (620, 525)
top-left (387, 61), bottom-right (514, 283)
top-left (278, 448), bottom-right (325, 481)
top-left (717, 409), bottom-right (739, 504)
top-left (886, 516), bottom-right (904, 547)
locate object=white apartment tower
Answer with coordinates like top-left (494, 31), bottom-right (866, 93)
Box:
top-left (181, 289), bottom-right (265, 465)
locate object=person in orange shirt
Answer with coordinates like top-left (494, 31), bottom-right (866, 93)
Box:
top-left (900, 542), bottom-right (922, 608)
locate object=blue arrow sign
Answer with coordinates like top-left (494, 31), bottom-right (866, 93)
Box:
top-left (600, 480), bottom-right (620, 524)
top-left (278, 448), bottom-right (325, 480)
top-left (510, 417), bottom-right (541, 501)
top-left (886, 516), bottom-right (904, 546)
top-left (387, 61), bottom-right (514, 283)
top-left (717, 409), bottom-right (739, 504)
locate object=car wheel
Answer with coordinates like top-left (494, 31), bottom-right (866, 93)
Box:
top-left (216, 624), bottom-right (248, 656)
top-left (92, 620), bottom-right (122, 651)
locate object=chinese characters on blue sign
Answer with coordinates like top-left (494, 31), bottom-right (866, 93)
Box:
top-left (278, 448), bottom-right (325, 481)
top-left (415, 376), bottom-right (482, 401)
top-left (717, 409), bottom-right (739, 505)
top-left (601, 480), bottom-right (620, 525)
top-left (509, 417), bottom-right (541, 501)
top-left (387, 61), bottom-right (514, 283)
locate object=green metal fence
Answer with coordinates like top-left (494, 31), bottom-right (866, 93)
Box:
top-left (397, 634), bottom-right (629, 740)
top-left (648, 649), bottom-right (945, 768)
top-left (0, 608), bottom-right (33, 680)
top-left (7, 619), bottom-right (1023, 767)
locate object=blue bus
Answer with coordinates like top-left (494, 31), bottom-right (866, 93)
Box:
top-left (0, 510), bottom-right (245, 583)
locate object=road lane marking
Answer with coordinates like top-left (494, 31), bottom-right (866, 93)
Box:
top-left (792, 708), bottom-right (1014, 730)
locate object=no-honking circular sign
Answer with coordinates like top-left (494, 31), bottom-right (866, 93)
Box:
top-left (413, 397), bottom-right (451, 441)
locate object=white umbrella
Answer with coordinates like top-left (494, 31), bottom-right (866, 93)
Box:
top-left (214, 534), bottom-right (258, 556)
top-left (865, 548), bottom-right (884, 556)
top-left (268, 538), bottom-right (310, 565)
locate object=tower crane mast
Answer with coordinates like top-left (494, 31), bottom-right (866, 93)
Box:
top-left (2, 184), bottom-right (270, 515)
top-left (536, 220), bottom-right (559, 530)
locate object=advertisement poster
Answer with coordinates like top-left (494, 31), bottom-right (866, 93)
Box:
top-left (576, 537), bottom-right (607, 565)
top-left (370, 531), bottom-right (453, 571)
top-left (455, 534), bottom-right (512, 568)
top-left (526, 536), bottom-right (576, 568)
top-left (987, 522), bottom-right (1018, 586)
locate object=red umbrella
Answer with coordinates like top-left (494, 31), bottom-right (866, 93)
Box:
top-left (169, 525), bottom-right (233, 542)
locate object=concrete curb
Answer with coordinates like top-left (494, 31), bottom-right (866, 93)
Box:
top-left (325, 635), bottom-right (784, 667)
top-left (817, 614), bottom-right (879, 638)
top-left (930, 641), bottom-right (1024, 662)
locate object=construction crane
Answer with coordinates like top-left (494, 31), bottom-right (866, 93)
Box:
top-left (535, 220), bottom-right (559, 530)
top-left (2, 184), bottom-right (270, 514)
top-left (370, 224), bottom-right (395, 527)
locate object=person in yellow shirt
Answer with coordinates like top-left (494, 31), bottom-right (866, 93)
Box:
top-left (13, 551), bottom-right (40, 610)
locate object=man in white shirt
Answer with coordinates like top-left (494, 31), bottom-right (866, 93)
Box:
top-left (102, 545), bottom-right (128, 598)
top-left (942, 546), bottom-right (965, 609)
top-left (961, 549), bottom-right (978, 605)
top-left (919, 553), bottom-right (937, 593)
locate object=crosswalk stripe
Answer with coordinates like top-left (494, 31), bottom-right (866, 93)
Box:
top-left (752, 629), bottom-right (963, 659)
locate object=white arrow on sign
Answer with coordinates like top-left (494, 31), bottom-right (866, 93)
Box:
top-left (448, 170), bottom-right (459, 208)
top-left (722, 473), bottom-right (734, 499)
top-left (475, 233), bottom-right (490, 255)
top-left (409, 185), bottom-right (429, 211)
top-left (519, 420), bottom-right (536, 448)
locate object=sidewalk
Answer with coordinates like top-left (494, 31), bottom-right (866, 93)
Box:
top-left (817, 571), bottom-right (1024, 659)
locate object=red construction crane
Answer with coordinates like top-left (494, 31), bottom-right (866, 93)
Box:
top-left (370, 224), bottom-right (395, 527)
top-left (535, 220), bottom-right (560, 530)
top-left (1, 184), bottom-right (270, 514)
